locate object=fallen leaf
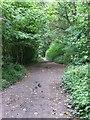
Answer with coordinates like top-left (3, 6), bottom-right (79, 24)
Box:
top-left (58, 102), bottom-right (61, 104)
top-left (61, 91), bottom-right (63, 94)
top-left (25, 75), bottom-right (28, 78)
top-left (23, 108), bottom-right (27, 111)
top-left (64, 112), bottom-right (68, 115)
top-left (34, 112), bottom-right (38, 115)
top-left (52, 112), bottom-right (56, 115)
top-left (53, 87), bottom-right (55, 89)
top-left (53, 109), bottom-right (56, 112)
top-left (64, 100), bottom-right (68, 103)
top-left (67, 105), bottom-right (71, 108)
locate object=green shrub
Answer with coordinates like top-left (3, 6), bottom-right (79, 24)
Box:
top-left (1, 63), bottom-right (26, 90)
top-left (63, 64), bottom-right (90, 118)
top-left (53, 55), bottom-right (71, 65)
top-left (53, 56), bottom-right (66, 64)
top-left (45, 41), bottom-right (72, 64)
top-left (45, 42), bottom-right (64, 61)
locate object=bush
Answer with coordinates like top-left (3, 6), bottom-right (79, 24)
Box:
top-left (1, 63), bottom-right (26, 90)
top-left (45, 41), bottom-right (72, 64)
top-left (45, 42), bottom-right (64, 61)
top-left (53, 55), bottom-right (71, 65)
top-left (63, 64), bottom-right (90, 118)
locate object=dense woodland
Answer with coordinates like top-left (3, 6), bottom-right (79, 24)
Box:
top-left (0, 1), bottom-right (90, 119)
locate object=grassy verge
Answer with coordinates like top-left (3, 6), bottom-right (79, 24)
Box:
top-left (1, 63), bottom-right (26, 90)
top-left (62, 64), bottom-right (90, 119)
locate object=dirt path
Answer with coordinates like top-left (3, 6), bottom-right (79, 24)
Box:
top-left (2, 61), bottom-right (71, 118)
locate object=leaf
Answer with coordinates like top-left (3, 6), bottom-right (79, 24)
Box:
top-left (64, 112), bottom-right (69, 115)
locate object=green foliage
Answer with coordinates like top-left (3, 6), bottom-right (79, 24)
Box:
top-left (46, 43), bottom-right (60, 61)
top-left (1, 2), bottom-right (55, 88)
top-left (63, 65), bottom-right (90, 118)
top-left (1, 3), bottom-right (90, 119)
top-left (54, 56), bottom-right (67, 64)
top-left (2, 2), bottom-right (54, 65)
top-left (1, 63), bottom-right (26, 90)
top-left (46, 41), bottom-right (64, 61)
top-left (45, 40), bottom-right (72, 64)
top-left (2, 2), bottom-right (40, 65)
top-left (46, 2), bottom-right (89, 65)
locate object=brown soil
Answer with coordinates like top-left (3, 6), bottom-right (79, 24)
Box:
top-left (2, 61), bottom-right (71, 118)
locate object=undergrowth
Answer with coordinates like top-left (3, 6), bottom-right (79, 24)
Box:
top-left (45, 42), bottom-right (64, 62)
top-left (1, 63), bottom-right (26, 90)
top-left (63, 64), bottom-right (90, 119)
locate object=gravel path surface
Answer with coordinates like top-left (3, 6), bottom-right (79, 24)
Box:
top-left (2, 61), bottom-right (71, 118)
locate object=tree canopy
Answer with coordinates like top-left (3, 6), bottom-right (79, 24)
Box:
top-left (1, 1), bottom-right (90, 118)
